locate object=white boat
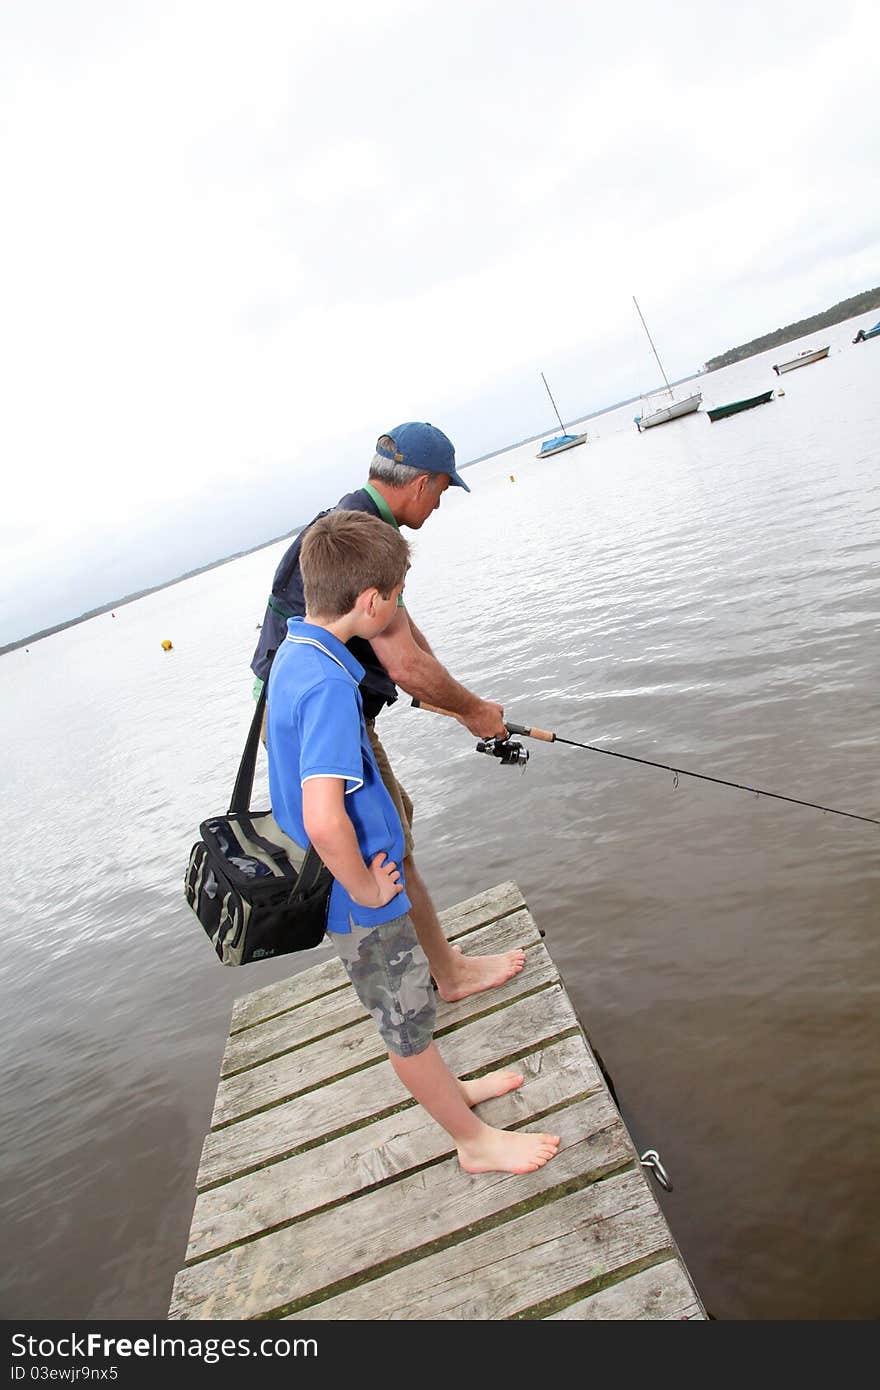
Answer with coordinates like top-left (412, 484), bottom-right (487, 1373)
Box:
top-left (536, 432), bottom-right (588, 458)
top-left (632, 296), bottom-right (701, 431)
top-left (772, 346), bottom-right (830, 374)
top-left (536, 371), bottom-right (588, 459)
top-left (635, 391), bottom-right (702, 431)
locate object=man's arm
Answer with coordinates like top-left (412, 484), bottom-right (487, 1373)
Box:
top-left (370, 607), bottom-right (506, 740)
top-left (303, 778), bottom-right (402, 909)
top-left (406, 613), bottom-right (435, 657)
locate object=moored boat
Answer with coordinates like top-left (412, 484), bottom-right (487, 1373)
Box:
top-left (536, 432), bottom-right (588, 458)
top-left (707, 389), bottom-right (774, 422)
top-left (635, 391), bottom-right (702, 431)
top-left (631, 296), bottom-right (701, 430)
top-left (853, 321), bottom-right (880, 343)
top-left (536, 371), bottom-right (587, 459)
top-left (771, 346), bottom-right (830, 374)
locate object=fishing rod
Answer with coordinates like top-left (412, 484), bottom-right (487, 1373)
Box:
top-left (411, 700), bottom-right (880, 828)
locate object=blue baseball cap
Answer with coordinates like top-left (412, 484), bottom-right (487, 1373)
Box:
top-left (376, 422), bottom-right (471, 492)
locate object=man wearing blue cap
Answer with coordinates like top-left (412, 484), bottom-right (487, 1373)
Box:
top-left (251, 422), bottom-right (525, 1001)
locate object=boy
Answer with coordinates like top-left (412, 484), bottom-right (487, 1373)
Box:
top-left (267, 510), bottom-right (559, 1174)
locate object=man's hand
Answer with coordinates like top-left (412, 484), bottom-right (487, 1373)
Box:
top-left (459, 698), bottom-right (507, 740)
top-left (371, 609), bottom-right (507, 740)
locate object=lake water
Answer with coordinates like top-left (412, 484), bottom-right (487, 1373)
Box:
top-left (2, 313), bottom-right (878, 1320)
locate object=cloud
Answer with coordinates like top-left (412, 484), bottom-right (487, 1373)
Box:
top-left (1, 0), bottom-right (878, 643)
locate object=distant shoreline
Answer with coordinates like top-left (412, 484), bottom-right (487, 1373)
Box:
top-left (702, 286), bottom-right (880, 371)
top-left (5, 292), bottom-right (877, 656)
top-left (0, 533), bottom-right (302, 657)
top-left (2, 385), bottom-right (682, 657)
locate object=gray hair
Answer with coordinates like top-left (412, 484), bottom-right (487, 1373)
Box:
top-left (368, 451), bottom-right (427, 489)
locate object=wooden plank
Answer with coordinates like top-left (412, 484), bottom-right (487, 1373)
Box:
top-left (198, 980), bottom-right (583, 1188)
top-left (287, 1169), bottom-right (674, 1320)
top-left (212, 934), bottom-right (554, 1128)
top-left (169, 1092), bottom-right (629, 1320)
top-left (546, 1261), bottom-right (704, 1320)
top-left (172, 880), bottom-right (706, 1323)
top-left (436, 880), bottom-right (525, 935)
top-left (229, 881), bottom-right (525, 1032)
top-left (220, 910), bottom-right (541, 1078)
top-left (186, 1035), bottom-right (598, 1262)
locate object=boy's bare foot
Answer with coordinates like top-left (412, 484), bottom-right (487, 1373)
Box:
top-left (435, 945), bottom-right (526, 1003)
top-left (457, 1126), bottom-right (561, 1174)
top-left (461, 1070), bottom-right (524, 1106)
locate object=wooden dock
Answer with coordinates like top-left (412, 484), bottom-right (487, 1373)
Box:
top-left (169, 882), bottom-right (706, 1320)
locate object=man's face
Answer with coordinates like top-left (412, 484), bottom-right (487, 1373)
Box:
top-left (405, 472), bottom-right (449, 529)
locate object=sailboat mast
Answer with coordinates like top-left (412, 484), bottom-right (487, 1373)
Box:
top-left (540, 371), bottom-right (567, 433)
top-left (632, 296), bottom-right (673, 396)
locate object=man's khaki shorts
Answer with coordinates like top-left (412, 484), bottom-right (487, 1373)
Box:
top-left (366, 718), bottom-right (415, 859)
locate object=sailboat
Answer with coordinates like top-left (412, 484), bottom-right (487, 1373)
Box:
top-left (632, 297), bottom-right (701, 431)
top-left (536, 372), bottom-right (588, 458)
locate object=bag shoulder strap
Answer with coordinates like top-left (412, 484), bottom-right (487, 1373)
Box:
top-left (228, 685), bottom-right (267, 814)
top-left (226, 686), bottom-right (332, 898)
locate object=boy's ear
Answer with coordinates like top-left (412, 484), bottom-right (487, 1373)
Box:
top-left (358, 586), bottom-right (380, 616)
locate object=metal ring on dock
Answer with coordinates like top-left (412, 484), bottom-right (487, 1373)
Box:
top-left (640, 1148), bottom-right (673, 1192)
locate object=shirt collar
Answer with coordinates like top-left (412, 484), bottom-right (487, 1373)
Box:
top-left (285, 618), bottom-right (366, 684)
top-left (362, 482), bottom-right (400, 530)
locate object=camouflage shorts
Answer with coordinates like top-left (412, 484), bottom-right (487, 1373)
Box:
top-left (329, 913), bottom-right (435, 1058)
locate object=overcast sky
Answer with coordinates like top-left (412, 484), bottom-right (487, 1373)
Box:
top-left (2, 0), bottom-right (878, 645)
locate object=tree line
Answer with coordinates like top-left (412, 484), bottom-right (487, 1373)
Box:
top-left (704, 286), bottom-right (880, 371)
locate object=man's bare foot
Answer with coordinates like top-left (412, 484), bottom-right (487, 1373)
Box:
top-left (457, 1125), bottom-right (560, 1174)
top-left (435, 945), bottom-right (526, 1002)
top-left (461, 1071), bottom-right (524, 1106)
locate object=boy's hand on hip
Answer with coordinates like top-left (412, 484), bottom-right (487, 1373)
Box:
top-left (365, 852), bottom-right (403, 907)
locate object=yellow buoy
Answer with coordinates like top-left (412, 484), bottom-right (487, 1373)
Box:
top-left (161, 639), bottom-right (173, 651)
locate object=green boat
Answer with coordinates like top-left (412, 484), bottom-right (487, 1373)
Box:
top-left (707, 389), bottom-right (774, 422)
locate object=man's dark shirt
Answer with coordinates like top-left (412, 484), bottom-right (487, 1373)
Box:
top-left (250, 488), bottom-right (398, 720)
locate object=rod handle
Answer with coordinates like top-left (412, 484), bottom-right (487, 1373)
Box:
top-left (411, 699), bottom-right (458, 719)
top-left (411, 699), bottom-right (556, 742)
top-left (510, 723), bottom-right (555, 742)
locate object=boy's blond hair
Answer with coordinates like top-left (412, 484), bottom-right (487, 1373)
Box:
top-left (300, 509), bottom-right (410, 619)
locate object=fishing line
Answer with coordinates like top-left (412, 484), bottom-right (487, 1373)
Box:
top-left (549, 733), bottom-right (880, 826)
top-left (411, 700), bottom-right (880, 827)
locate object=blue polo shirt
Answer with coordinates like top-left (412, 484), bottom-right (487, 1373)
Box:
top-left (266, 618), bottom-right (411, 934)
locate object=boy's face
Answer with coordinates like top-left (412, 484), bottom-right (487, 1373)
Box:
top-left (364, 579), bottom-right (405, 636)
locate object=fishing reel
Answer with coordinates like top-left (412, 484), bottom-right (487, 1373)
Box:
top-left (475, 736), bottom-right (529, 768)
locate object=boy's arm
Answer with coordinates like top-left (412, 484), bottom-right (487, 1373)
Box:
top-left (370, 606), bottom-right (506, 740)
top-left (302, 776), bottom-right (402, 909)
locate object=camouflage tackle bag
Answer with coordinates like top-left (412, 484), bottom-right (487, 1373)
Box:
top-left (184, 687), bottom-right (332, 965)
